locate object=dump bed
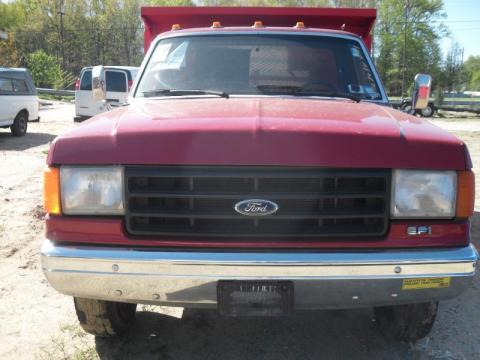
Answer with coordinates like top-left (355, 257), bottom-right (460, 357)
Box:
top-left (141, 6), bottom-right (376, 52)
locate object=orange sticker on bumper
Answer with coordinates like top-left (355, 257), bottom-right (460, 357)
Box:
top-left (402, 277), bottom-right (451, 290)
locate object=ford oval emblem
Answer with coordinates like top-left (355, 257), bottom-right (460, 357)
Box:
top-left (234, 199), bottom-right (279, 217)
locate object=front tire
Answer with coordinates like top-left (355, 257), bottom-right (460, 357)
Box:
top-left (74, 297), bottom-right (137, 337)
top-left (374, 302), bottom-right (438, 342)
top-left (10, 111), bottom-right (28, 136)
top-left (420, 104), bottom-right (435, 117)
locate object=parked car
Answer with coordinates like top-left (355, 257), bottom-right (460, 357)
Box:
top-left (0, 68), bottom-right (39, 136)
top-left (42, 7), bottom-right (477, 342)
top-left (74, 66), bottom-right (139, 122)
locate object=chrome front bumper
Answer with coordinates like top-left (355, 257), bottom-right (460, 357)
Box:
top-left (41, 241), bottom-right (478, 309)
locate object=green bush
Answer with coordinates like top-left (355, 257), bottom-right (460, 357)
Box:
top-left (53, 68), bottom-right (78, 90)
top-left (26, 50), bottom-right (62, 88)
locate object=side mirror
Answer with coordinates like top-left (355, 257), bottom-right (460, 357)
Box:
top-left (412, 74), bottom-right (432, 110)
top-left (92, 65), bottom-right (106, 101)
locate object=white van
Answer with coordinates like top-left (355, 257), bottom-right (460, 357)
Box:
top-left (74, 66), bottom-right (139, 122)
top-left (0, 68), bottom-right (39, 136)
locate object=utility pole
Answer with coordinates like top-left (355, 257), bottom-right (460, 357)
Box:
top-left (401, 0), bottom-right (409, 98)
top-left (458, 47), bottom-right (464, 93)
top-left (58, 1), bottom-right (65, 71)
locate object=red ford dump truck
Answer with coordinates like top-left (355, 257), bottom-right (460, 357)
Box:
top-left (41, 7), bottom-right (477, 342)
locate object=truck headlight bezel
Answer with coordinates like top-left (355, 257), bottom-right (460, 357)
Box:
top-left (391, 169), bottom-right (457, 219)
top-left (60, 166), bottom-right (125, 215)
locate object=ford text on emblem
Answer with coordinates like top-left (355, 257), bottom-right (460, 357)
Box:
top-left (234, 199), bottom-right (279, 216)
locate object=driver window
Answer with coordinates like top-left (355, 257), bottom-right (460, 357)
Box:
top-left (349, 45), bottom-right (381, 99)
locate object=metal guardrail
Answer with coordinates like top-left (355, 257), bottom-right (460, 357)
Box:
top-left (391, 98), bottom-right (480, 113)
top-left (37, 88), bottom-right (75, 97)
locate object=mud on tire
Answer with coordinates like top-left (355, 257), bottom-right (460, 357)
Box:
top-left (374, 302), bottom-right (438, 343)
top-left (74, 297), bottom-right (137, 337)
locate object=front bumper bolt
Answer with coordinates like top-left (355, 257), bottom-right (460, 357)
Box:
top-left (152, 293), bottom-right (160, 300)
top-left (394, 266), bottom-right (402, 274)
top-left (112, 264), bottom-right (119, 272)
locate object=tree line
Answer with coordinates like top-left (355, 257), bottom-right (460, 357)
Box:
top-left (1, 0), bottom-right (479, 95)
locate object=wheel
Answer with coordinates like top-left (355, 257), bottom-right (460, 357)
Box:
top-left (10, 111), bottom-right (28, 136)
top-left (400, 101), bottom-right (414, 114)
top-left (420, 104), bottom-right (434, 117)
top-left (74, 115), bottom-right (89, 122)
top-left (374, 302), bottom-right (438, 342)
top-left (74, 297), bottom-right (137, 337)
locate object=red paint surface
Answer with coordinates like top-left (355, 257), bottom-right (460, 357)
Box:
top-left (141, 7), bottom-right (376, 52)
top-left (48, 98), bottom-right (467, 170)
top-left (46, 216), bottom-right (469, 249)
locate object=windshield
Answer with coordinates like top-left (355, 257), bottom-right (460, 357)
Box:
top-left (135, 34), bottom-right (382, 100)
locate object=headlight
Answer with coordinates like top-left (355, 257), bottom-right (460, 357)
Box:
top-left (391, 170), bottom-right (456, 218)
top-left (60, 166), bottom-right (124, 215)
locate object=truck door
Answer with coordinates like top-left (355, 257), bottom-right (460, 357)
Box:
top-left (105, 70), bottom-right (128, 107)
top-left (75, 69), bottom-right (98, 117)
top-left (0, 76), bottom-right (15, 125)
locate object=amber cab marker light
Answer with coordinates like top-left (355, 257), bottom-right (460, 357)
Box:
top-left (211, 21), bottom-right (222, 28)
top-left (171, 24), bottom-right (181, 31)
top-left (294, 21), bottom-right (305, 29)
top-left (252, 21), bottom-right (264, 28)
top-left (44, 167), bottom-right (61, 215)
top-left (456, 170), bottom-right (475, 219)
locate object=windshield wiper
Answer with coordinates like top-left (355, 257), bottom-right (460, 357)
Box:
top-left (255, 84), bottom-right (361, 103)
top-left (143, 89), bottom-right (229, 98)
top-left (298, 90), bottom-right (361, 103)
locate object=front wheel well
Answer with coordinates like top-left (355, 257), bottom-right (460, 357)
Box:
top-left (17, 109), bottom-right (29, 119)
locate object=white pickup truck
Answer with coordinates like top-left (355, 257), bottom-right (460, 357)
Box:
top-left (0, 68), bottom-right (39, 136)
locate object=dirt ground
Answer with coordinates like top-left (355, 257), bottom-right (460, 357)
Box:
top-left (0, 103), bottom-right (479, 360)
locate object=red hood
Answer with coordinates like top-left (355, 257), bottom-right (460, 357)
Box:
top-left (48, 97), bottom-right (467, 169)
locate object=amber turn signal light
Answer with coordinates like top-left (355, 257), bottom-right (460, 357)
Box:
top-left (44, 167), bottom-right (61, 215)
top-left (171, 23), bottom-right (181, 31)
top-left (456, 170), bottom-right (475, 219)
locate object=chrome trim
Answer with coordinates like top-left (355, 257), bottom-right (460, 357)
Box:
top-left (42, 241), bottom-right (478, 266)
top-left (41, 241), bottom-right (477, 309)
top-left (131, 30), bottom-right (389, 104)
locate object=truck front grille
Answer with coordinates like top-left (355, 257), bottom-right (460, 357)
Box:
top-left (125, 166), bottom-right (390, 238)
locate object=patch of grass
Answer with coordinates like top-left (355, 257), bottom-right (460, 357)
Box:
top-left (71, 347), bottom-right (99, 360)
top-left (443, 97), bottom-right (480, 102)
top-left (39, 94), bottom-right (74, 102)
top-left (36, 323), bottom-right (97, 360)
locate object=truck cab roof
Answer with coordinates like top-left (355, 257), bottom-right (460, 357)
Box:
top-left (159, 26), bottom-right (362, 40)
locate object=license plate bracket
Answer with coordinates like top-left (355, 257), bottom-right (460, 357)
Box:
top-left (217, 280), bottom-right (294, 317)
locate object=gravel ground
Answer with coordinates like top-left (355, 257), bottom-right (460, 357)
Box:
top-left (0, 103), bottom-right (479, 360)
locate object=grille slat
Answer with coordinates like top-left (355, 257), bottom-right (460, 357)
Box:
top-left (127, 191), bottom-right (386, 199)
top-left (125, 166), bottom-right (390, 238)
top-left (128, 211), bottom-right (386, 220)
